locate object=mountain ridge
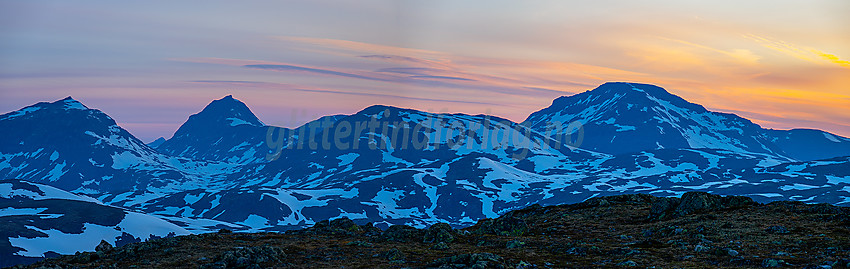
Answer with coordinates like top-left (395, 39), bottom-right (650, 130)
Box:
top-left (523, 82), bottom-right (802, 160)
top-left (1, 82), bottom-right (849, 266)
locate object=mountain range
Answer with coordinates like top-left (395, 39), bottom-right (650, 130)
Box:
top-left (1, 82), bottom-right (849, 264)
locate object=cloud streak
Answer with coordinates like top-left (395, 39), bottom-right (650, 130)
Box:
top-left (745, 34), bottom-right (850, 67)
top-left (172, 32), bottom-right (850, 138)
top-left (3, 1), bottom-right (849, 140)
top-left (190, 80), bottom-right (503, 106)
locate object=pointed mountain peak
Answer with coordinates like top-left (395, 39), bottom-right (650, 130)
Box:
top-left (56, 96), bottom-right (89, 110)
top-left (156, 96), bottom-right (269, 163)
top-left (182, 95), bottom-right (264, 129)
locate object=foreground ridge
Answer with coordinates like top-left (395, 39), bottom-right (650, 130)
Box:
top-left (15, 192), bottom-right (850, 269)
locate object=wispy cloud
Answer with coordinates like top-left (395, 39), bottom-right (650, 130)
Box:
top-left (658, 37), bottom-right (761, 65)
top-left (174, 34), bottom-right (850, 137)
top-left (745, 34), bottom-right (850, 67)
top-left (273, 36), bottom-right (442, 57)
top-left (4, 1), bottom-right (849, 140)
top-left (359, 55), bottom-right (454, 69)
top-left (189, 80), bottom-right (503, 106)
top-left (812, 50), bottom-right (850, 67)
top-left (245, 64), bottom-right (399, 82)
top-left (244, 62), bottom-right (565, 96)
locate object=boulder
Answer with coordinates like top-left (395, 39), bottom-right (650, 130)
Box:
top-left (424, 223), bottom-right (456, 243)
top-left (649, 192), bottom-right (755, 220)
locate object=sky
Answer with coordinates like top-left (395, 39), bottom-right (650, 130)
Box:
top-left (1, 0), bottom-right (849, 142)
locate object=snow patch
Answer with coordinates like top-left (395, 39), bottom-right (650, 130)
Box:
top-left (823, 132), bottom-right (841, 143)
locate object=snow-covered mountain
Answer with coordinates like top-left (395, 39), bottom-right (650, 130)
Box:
top-left (0, 97), bottom-right (236, 196)
top-left (0, 179), bottom-right (189, 267)
top-left (1, 84), bottom-right (849, 266)
top-left (132, 105), bottom-right (608, 229)
top-left (97, 93), bottom-right (848, 232)
top-left (523, 82), bottom-right (794, 159)
top-left (155, 95), bottom-right (270, 164)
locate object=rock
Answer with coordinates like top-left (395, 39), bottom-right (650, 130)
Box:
top-left (632, 239), bottom-right (665, 248)
top-left (346, 240), bottom-right (372, 247)
top-left (617, 260), bottom-right (637, 266)
top-left (472, 216), bottom-right (528, 236)
top-left (765, 225), bottom-right (790, 234)
top-left (694, 244), bottom-right (709, 252)
top-left (217, 229), bottom-right (232, 234)
top-left (376, 248), bottom-right (405, 262)
top-left (506, 240), bottom-right (526, 249)
top-left (302, 217), bottom-right (365, 236)
top-left (762, 258), bottom-right (784, 267)
top-left (209, 245), bottom-right (286, 268)
top-left (650, 192), bottom-right (755, 220)
top-left (382, 225), bottom-right (424, 242)
top-left (727, 249), bottom-right (740, 256)
top-left (516, 260), bottom-right (533, 268)
top-left (312, 219), bottom-right (329, 229)
top-left (772, 251), bottom-right (790, 256)
top-left (565, 246), bottom-right (588, 256)
top-left (95, 240), bottom-right (113, 252)
top-left (610, 247), bottom-right (639, 256)
top-left (426, 253), bottom-right (506, 269)
top-left (328, 217), bottom-right (362, 235)
top-left (807, 203), bottom-right (842, 214)
top-left (649, 197), bottom-right (680, 219)
top-left (586, 198), bottom-right (610, 207)
top-left (676, 192), bottom-right (734, 215)
top-left (431, 242), bottom-right (450, 250)
top-left (424, 223), bottom-right (455, 243)
top-left (361, 222), bottom-right (383, 237)
top-left (581, 194), bottom-right (657, 208)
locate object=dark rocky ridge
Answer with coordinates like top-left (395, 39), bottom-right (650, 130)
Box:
top-left (13, 192), bottom-right (850, 268)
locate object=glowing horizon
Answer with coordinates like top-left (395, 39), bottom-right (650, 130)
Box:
top-left (1, 1), bottom-right (848, 141)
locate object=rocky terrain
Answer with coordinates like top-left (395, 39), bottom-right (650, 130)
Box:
top-left (12, 192), bottom-right (850, 268)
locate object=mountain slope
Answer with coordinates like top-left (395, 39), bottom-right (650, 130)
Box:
top-left (0, 179), bottom-right (190, 267)
top-left (147, 137), bottom-right (166, 148)
top-left (765, 128), bottom-right (850, 161)
top-left (130, 105), bottom-right (607, 230)
top-left (247, 104), bottom-right (605, 188)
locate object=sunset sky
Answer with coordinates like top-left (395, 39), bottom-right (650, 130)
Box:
top-left (1, 1), bottom-right (849, 141)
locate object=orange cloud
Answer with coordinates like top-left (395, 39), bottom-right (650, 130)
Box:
top-left (812, 50), bottom-right (850, 67)
top-left (745, 34), bottom-right (850, 68)
top-left (173, 35), bottom-right (850, 137)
